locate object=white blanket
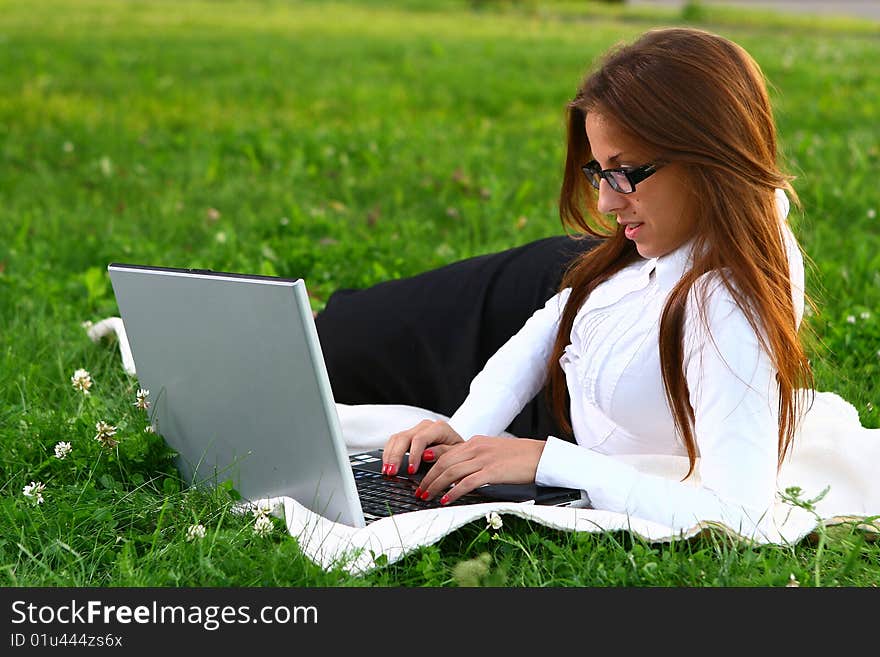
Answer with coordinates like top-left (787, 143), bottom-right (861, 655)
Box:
top-left (253, 393), bottom-right (877, 574)
top-left (88, 317), bottom-right (880, 574)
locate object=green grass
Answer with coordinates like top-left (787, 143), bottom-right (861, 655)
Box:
top-left (1, 0), bottom-right (878, 587)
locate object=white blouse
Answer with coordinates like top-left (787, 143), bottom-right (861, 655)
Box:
top-left (447, 190), bottom-right (805, 532)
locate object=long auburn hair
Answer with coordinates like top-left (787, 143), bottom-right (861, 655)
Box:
top-left (549, 27), bottom-right (814, 477)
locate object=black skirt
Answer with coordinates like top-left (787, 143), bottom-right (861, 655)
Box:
top-left (315, 234), bottom-right (599, 441)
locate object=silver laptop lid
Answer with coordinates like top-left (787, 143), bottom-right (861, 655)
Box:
top-left (107, 263), bottom-right (366, 527)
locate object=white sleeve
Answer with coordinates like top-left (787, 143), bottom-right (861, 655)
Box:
top-left (447, 288), bottom-right (571, 440)
top-left (536, 277), bottom-right (780, 533)
top-left (783, 223), bottom-right (805, 329)
top-left (776, 187), bottom-right (805, 329)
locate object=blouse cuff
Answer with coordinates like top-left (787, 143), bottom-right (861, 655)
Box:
top-left (535, 436), bottom-right (640, 508)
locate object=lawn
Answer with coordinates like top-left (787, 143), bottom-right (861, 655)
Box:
top-left (1, 0), bottom-right (878, 587)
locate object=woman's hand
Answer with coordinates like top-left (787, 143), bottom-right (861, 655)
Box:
top-left (381, 419), bottom-right (465, 476)
top-left (413, 435), bottom-right (546, 505)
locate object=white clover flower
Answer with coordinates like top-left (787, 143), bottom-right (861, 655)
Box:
top-left (868, 208), bottom-right (876, 219)
top-left (253, 514), bottom-right (273, 537)
top-left (133, 388), bottom-right (151, 410)
top-left (71, 368), bottom-right (92, 395)
top-left (485, 511), bottom-right (503, 530)
top-left (846, 315), bottom-right (856, 324)
top-left (786, 573), bottom-right (800, 587)
top-left (94, 420), bottom-right (119, 449)
top-left (54, 441), bottom-right (72, 460)
top-left (63, 141), bottom-right (74, 153)
top-left (860, 311), bottom-right (870, 320)
top-left (144, 425), bottom-right (156, 434)
top-left (186, 524), bottom-right (207, 541)
top-left (251, 505), bottom-right (271, 519)
top-left (214, 231), bottom-right (227, 244)
top-left (23, 481), bottom-right (46, 505)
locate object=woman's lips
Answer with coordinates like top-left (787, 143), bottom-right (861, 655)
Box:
top-left (624, 222), bottom-right (644, 240)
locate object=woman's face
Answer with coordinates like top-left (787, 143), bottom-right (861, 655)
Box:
top-left (585, 112), bottom-right (696, 259)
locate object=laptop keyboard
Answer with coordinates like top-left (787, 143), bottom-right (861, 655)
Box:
top-left (353, 469), bottom-right (486, 523)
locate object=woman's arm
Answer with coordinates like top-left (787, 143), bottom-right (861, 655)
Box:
top-left (382, 287), bottom-right (571, 474)
top-left (446, 287), bottom-right (572, 440)
top-left (535, 277), bottom-right (782, 533)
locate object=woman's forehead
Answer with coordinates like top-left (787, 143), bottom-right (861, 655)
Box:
top-left (584, 112), bottom-right (650, 162)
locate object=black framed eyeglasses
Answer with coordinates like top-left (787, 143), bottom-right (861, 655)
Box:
top-left (581, 160), bottom-right (665, 194)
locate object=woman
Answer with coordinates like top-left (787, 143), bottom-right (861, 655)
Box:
top-left (321, 27), bottom-right (815, 532)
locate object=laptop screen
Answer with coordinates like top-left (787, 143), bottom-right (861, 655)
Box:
top-left (107, 263), bottom-right (367, 527)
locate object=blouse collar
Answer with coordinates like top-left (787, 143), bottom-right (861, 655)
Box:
top-left (645, 239), bottom-right (695, 292)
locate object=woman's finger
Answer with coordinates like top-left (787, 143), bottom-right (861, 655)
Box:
top-left (382, 420), bottom-right (463, 475)
top-left (406, 422), bottom-right (463, 474)
top-left (417, 456), bottom-right (487, 502)
top-left (381, 419), bottom-right (434, 475)
top-left (421, 445), bottom-right (448, 462)
top-left (436, 471), bottom-right (491, 505)
top-left (415, 443), bottom-right (480, 498)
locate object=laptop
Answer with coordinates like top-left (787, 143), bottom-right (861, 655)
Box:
top-left (107, 263), bottom-right (587, 527)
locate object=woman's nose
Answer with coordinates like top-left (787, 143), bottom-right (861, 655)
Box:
top-left (596, 179), bottom-right (627, 215)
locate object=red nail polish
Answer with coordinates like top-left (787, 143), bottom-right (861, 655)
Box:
top-left (420, 490), bottom-right (430, 500)
top-left (407, 464), bottom-right (415, 474)
top-left (382, 464), bottom-right (389, 475)
top-left (440, 494), bottom-right (449, 505)
top-left (423, 449), bottom-right (434, 461)
top-left (414, 487), bottom-right (422, 497)
top-left (388, 464), bottom-right (397, 476)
